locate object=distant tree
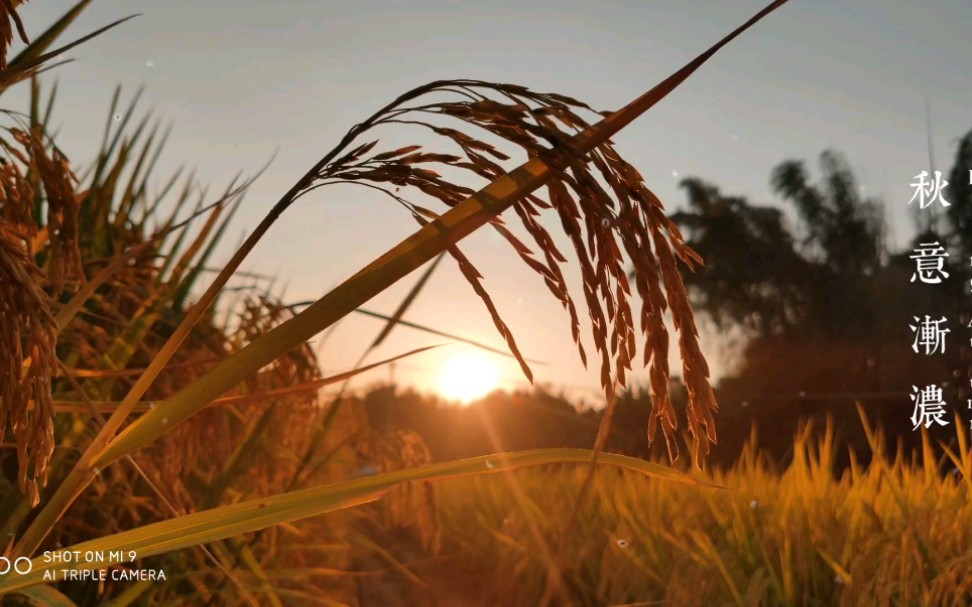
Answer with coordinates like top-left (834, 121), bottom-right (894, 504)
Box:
top-left (670, 150), bottom-right (887, 343)
top-left (945, 129), bottom-right (972, 260)
top-left (669, 178), bottom-right (809, 337)
top-left (771, 150), bottom-right (884, 277)
top-left (647, 143), bottom-right (972, 467)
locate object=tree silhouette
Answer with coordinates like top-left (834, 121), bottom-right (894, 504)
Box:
top-left (669, 178), bottom-right (809, 337)
top-left (945, 129), bottom-right (972, 260)
top-left (656, 141), bottom-right (972, 467)
top-left (671, 150), bottom-right (887, 343)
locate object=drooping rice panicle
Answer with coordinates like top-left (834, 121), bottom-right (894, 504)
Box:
top-left (303, 80), bottom-right (717, 459)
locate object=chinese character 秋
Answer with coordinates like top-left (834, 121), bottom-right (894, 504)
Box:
top-left (908, 170), bottom-right (951, 209)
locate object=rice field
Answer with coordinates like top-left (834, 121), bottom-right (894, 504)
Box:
top-left (4, 0), bottom-right (971, 605)
top-left (354, 417), bottom-right (972, 606)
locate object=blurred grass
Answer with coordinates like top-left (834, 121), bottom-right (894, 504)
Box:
top-left (351, 413), bottom-right (972, 606)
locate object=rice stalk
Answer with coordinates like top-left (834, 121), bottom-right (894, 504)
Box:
top-left (0, 118), bottom-right (92, 505)
top-left (0, 223), bottom-right (57, 505)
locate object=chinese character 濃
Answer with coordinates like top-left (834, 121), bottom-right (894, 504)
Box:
top-left (910, 384), bottom-right (951, 430)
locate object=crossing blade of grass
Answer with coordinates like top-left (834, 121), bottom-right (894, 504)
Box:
top-left (352, 306), bottom-right (548, 364)
top-left (199, 407), bottom-right (278, 510)
top-left (55, 180), bottom-right (258, 334)
top-left (0, 15), bottom-right (139, 88)
top-left (101, 580), bottom-right (153, 606)
top-left (234, 542), bottom-right (284, 607)
top-left (691, 529), bottom-right (745, 607)
top-left (0, 0), bottom-right (95, 112)
top-left (10, 584), bottom-right (78, 606)
top-left (51, 345), bottom-right (441, 413)
top-left (5, 0), bottom-right (94, 73)
top-left (369, 251), bottom-right (445, 350)
top-left (54, 241), bottom-right (153, 332)
top-left (337, 251), bottom-right (446, 399)
top-left (288, 302), bottom-right (548, 364)
top-left (172, 195), bottom-right (245, 310)
top-left (0, 449), bottom-right (711, 594)
top-left (817, 548), bottom-right (852, 585)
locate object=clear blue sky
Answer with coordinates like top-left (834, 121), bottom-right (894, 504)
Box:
top-left (12, 1), bottom-right (971, 403)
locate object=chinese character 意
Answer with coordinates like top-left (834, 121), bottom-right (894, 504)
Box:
top-left (908, 170), bottom-right (951, 209)
top-left (909, 315), bottom-right (949, 355)
top-left (910, 384), bottom-right (950, 430)
top-left (909, 242), bottom-right (950, 284)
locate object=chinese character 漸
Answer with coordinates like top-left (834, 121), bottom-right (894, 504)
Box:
top-left (910, 315), bottom-right (950, 355)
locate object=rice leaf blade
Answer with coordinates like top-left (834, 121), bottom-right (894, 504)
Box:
top-left (0, 449), bottom-right (709, 594)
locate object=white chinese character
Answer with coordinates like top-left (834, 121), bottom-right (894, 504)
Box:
top-left (909, 242), bottom-right (950, 284)
top-left (908, 170), bottom-right (951, 209)
top-left (910, 384), bottom-right (950, 430)
top-left (909, 315), bottom-right (949, 355)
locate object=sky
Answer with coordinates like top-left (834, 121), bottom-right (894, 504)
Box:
top-left (9, 1), bottom-right (971, 404)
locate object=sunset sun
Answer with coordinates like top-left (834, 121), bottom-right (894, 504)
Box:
top-left (437, 351), bottom-right (499, 404)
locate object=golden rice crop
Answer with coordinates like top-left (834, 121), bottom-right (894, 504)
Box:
top-left (0, 0), bottom-right (793, 604)
top-left (422, 413), bottom-right (972, 606)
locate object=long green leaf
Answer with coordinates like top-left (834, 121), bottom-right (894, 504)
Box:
top-left (0, 449), bottom-right (714, 594)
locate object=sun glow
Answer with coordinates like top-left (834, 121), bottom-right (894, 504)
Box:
top-left (437, 350), bottom-right (499, 404)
